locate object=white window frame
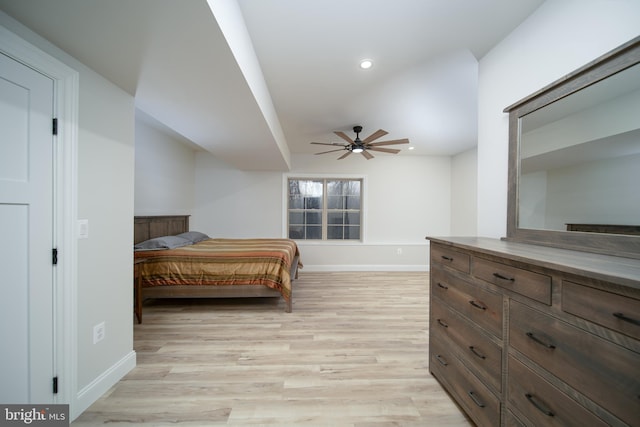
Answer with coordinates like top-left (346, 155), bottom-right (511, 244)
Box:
top-left (283, 174), bottom-right (367, 243)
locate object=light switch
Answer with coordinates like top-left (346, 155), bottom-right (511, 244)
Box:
top-left (78, 219), bottom-right (89, 239)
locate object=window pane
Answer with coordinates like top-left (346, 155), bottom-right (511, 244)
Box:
top-left (327, 226), bottom-right (343, 239)
top-left (327, 180), bottom-right (343, 196)
top-left (305, 197), bottom-right (322, 209)
top-left (346, 212), bottom-right (360, 225)
top-left (288, 179), bottom-right (301, 195)
top-left (305, 212), bottom-right (322, 224)
top-left (288, 226), bottom-right (304, 239)
top-left (327, 212), bottom-right (344, 224)
top-left (289, 212), bottom-right (304, 224)
top-left (291, 179), bottom-right (322, 197)
top-left (345, 195), bottom-right (360, 209)
top-left (289, 197), bottom-right (304, 209)
top-left (327, 195), bottom-right (344, 209)
top-left (346, 180), bottom-right (360, 195)
top-left (306, 226), bottom-right (322, 239)
top-left (345, 226), bottom-right (360, 239)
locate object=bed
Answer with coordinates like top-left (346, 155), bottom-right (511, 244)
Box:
top-left (133, 215), bottom-right (301, 322)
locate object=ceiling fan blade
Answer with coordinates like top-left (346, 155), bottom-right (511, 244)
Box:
top-left (334, 131), bottom-right (355, 144)
top-left (338, 151), bottom-right (352, 160)
top-left (368, 147), bottom-right (401, 154)
top-left (311, 142), bottom-right (346, 147)
top-left (367, 138), bottom-right (409, 146)
top-left (361, 150), bottom-right (374, 160)
top-left (315, 148), bottom-right (346, 155)
top-left (362, 129), bottom-right (388, 143)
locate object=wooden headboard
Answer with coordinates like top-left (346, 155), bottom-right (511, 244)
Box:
top-left (134, 215), bottom-right (190, 244)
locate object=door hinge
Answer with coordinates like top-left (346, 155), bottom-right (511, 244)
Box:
top-left (52, 118), bottom-right (58, 135)
top-left (52, 248), bottom-right (58, 265)
top-left (53, 376), bottom-right (58, 394)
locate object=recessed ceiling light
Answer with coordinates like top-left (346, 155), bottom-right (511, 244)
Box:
top-left (359, 59), bottom-right (373, 69)
top-left (408, 146), bottom-right (415, 150)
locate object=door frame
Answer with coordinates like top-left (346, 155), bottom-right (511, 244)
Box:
top-left (0, 23), bottom-right (79, 414)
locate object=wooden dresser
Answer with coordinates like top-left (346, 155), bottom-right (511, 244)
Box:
top-left (426, 236), bottom-right (640, 427)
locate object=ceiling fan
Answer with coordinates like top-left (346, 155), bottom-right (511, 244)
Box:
top-left (311, 126), bottom-right (409, 160)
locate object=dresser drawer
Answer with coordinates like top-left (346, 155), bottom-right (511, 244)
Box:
top-left (431, 243), bottom-right (470, 274)
top-left (504, 410), bottom-right (526, 427)
top-left (430, 339), bottom-right (501, 427)
top-left (431, 300), bottom-right (502, 393)
top-left (473, 258), bottom-right (551, 305)
top-left (508, 356), bottom-right (608, 427)
top-left (510, 300), bottom-right (640, 427)
top-left (563, 280), bottom-right (640, 340)
top-left (432, 268), bottom-right (503, 338)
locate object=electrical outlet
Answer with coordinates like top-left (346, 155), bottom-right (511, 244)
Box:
top-left (93, 322), bottom-right (105, 344)
top-left (397, 248), bottom-right (402, 255)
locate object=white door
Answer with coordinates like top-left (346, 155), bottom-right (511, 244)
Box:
top-left (0, 52), bottom-right (55, 403)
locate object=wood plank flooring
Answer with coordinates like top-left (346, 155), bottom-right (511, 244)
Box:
top-left (72, 271), bottom-right (473, 426)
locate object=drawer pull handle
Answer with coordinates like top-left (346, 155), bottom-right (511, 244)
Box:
top-left (525, 393), bottom-right (555, 417)
top-left (441, 255), bottom-right (454, 262)
top-left (469, 300), bottom-right (487, 310)
top-left (437, 319), bottom-right (449, 328)
top-left (435, 354), bottom-right (448, 366)
top-left (468, 391), bottom-right (485, 408)
top-left (437, 282), bottom-right (449, 290)
top-left (493, 272), bottom-right (515, 282)
top-left (613, 312), bottom-right (640, 326)
top-left (469, 346), bottom-right (486, 359)
top-left (526, 332), bottom-right (556, 349)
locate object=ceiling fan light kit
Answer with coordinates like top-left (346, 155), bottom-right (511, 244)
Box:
top-left (311, 125), bottom-right (409, 160)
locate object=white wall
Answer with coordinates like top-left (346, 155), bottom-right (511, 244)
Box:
top-left (477, 0), bottom-right (640, 238)
top-left (76, 69), bottom-right (135, 396)
top-left (451, 147), bottom-right (477, 236)
top-left (192, 153), bottom-right (451, 270)
top-left (134, 112), bottom-right (196, 215)
top-left (543, 153), bottom-right (640, 229)
top-left (0, 12), bottom-right (136, 419)
top-left (192, 153), bottom-right (284, 237)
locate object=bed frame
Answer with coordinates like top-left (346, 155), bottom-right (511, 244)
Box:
top-left (134, 215), bottom-right (298, 317)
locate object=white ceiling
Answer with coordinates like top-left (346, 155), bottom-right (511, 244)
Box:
top-left (0, 0), bottom-right (544, 170)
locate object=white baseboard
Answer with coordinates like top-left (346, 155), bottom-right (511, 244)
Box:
top-left (300, 264), bottom-right (428, 272)
top-left (73, 350), bottom-right (136, 420)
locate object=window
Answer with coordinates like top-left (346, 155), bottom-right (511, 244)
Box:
top-left (287, 178), bottom-right (362, 240)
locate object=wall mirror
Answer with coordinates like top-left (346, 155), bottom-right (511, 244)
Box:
top-left (504, 36), bottom-right (640, 259)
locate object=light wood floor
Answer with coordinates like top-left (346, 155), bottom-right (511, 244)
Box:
top-left (72, 271), bottom-right (473, 426)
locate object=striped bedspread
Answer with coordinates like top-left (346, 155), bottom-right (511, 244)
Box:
top-left (134, 238), bottom-right (300, 301)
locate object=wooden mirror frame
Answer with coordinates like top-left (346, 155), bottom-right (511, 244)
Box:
top-left (504, 36), bottom-right (640, 259)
